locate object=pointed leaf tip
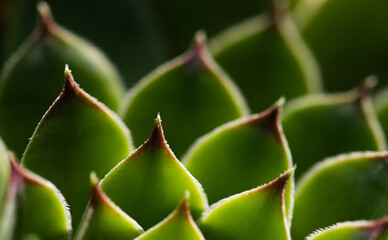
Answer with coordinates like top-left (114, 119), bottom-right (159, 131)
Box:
top-left (357, 75), bottom-right (378, 102)
top-left (62, 65), bottom-right (79, 94)
top-left (143, 115), bottom-right (168, 149)
top-left (262, 167), bottom-right (294, 194)
top-left (244, 99), bottom-right (284, 141)
top-left (186, 32), bottom-right (209, 69)
top-left (37, 1), bottom-right (56, 31)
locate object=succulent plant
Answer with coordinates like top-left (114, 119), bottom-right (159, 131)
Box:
top-left (2, 1), bottom-right (388, 240)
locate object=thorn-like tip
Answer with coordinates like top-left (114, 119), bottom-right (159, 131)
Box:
top-left (90, 172), bottom-right (99, 187)
top-left (185, 31), bottom-right (209, 69)
top-left (356, 75), bottom-right (378, 102)
top-left (175, 193), bottom-right (191, 219)
top-left (37, 1), bottom-right (55, 31)
top-left (144, 114), bottom-right (167, 149)
top-left (266, 167), bottom-right (294, 193)
top-left (63, 65), bottom-right (79, 92)
top-left (275, 97), bottom-right (286, 108)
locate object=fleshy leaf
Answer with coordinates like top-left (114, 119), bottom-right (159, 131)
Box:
top-left (282, 78), bottom-right (386, 178)
top-left (100, 115), bottom-right (208, 229)
top-left (0, 156), bottom-right (71, 240)
top-left (374, 87), bottom-right (388, 140)
top-left (120, 32), bottom-right (249, 157)
top-left (292, 152), bottom-right (388, 240)
top-left (209, 6), bottom-right (322, 113)
top-left (135, 196), bottom-right (205, 240)
top-left (184, 99), bottom-right (294, 219)
top-left (307, 217), bottom-right (388, 240)
top-left (3, 0), bottom-right (169, 86)
top-left (0, 138), bottom-right (9, 213)
top-left (199, 169), bottom-right (293, 240)
top-left (293, 0), bottom-right (388, 92)
top-left (0, 2), bottom-right (125, 156)
top-left (147, 0), bottom-right (272, 55)
top-left (74, 173), bottom-right (143, 240)
top-left (22, 67), bottom-right (132, 228)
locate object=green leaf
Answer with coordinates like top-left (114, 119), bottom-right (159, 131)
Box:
top-left (2, 0), bottom-right (170, 87)
top-left (374, 87), bottom-right (388, 140)
top-left (292, 152), bottom-right (388, 240)
top-left (21, 67), bottom-right (132, 228)
top-left (74, 173), bottom-right (143, 240)
top-left (0, 2), bottom-right (125, 156)
top-left (100, 115), bottom-right (208, 229)
top-left (120, 32), bottom-right (249, 157)
top-left (0, 156), bottom-right (71, 240)
top-left (209, 7), bottom-right (322, 113)
top-left (307, 217), bottom-right (388, 240)
top-left (199, 169), bottom-right (293, 240)
top-left (292, 0), bottom-right (388, 91)
top-left (135, 196), bottom-right (205, 240)
top-left (0, 137), bottom-right (9, 213)
top-left (146, 0), bottom-right (272, 55)
top-left (184, 99), bottom-right (294, 219)
top-left (282, 78), bottom-right (386, 178)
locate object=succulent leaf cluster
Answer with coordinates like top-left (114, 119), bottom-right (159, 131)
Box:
top-left (1, 1), bottom-right (388, 240)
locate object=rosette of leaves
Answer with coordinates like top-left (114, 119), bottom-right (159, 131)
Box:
top-left (1, 66), bottom-right (388, 240)
top-left (2, 1), bottom-right (388, 238)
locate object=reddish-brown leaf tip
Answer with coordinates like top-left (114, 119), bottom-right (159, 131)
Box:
top-left (356, 75), bottom-right (377, 104)
top-left (244, 98), bottom-right (285, 142)
top-left (62, 65), bottom-right (80, 96)
top-left (261, 167), bottom-right (294, 194)
top-left (185, 32), bottom-right (209, 69)
top-left (37, 1), bottom-right (57, 33)
top-left (362, 217), bottom-right (388, 239)
top-left (141, 114), bottom-right (169, 150)
top-left (174, 194), bottom-right (193, 221)
top-left (89, 172), bottom-right (105, 208)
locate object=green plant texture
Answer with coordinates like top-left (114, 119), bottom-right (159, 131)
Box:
top-left (1, 1), bottom-right (388, 239)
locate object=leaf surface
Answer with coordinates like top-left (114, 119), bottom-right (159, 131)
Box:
top-left (22, 67), bottom-right (132, 228)
top-left (74, 173), bottom-right (143, 240)
top-left (292, 152), bottom-right (388, 240)
top-left (135, 197), bottom-right (205, 240)
top-left (0, 138), bottom-right (9, 213)
top-left (120, 33), bottom-right (249, 157)
top-left (282, 79), bottom-right (386, 178)
top-left (0, 157), bottom-right (71, 240)
top-left (307, 217), bottom-right (388, 240)
top-left (210, 9), bottom-right (322, 112)
top-left (101, 116), bottom-right (208, 230)
top-left (199, 169), bottom-right (293, 240)
top-left (0, 3), bottom-right (125, 156)
top-left (184, 99), bottom-right (294, 219)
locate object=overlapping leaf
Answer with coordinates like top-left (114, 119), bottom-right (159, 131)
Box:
top-left (307, 217), bottom-right (388, 240)
top-left (199, 169), bottom-right (293, 240)
top-left (374, 88), bottom-right (388, 140)
top-left (22, 67), bottom-right (132, 228)
top-left (293, 0), bottom-right (388, 91)
top-left (147, 0), bottom-right (272, 55)
top-left (74, 173), bottom-right (143, 240)
top-left (292, 152), bottom-right (388, 239)
top-left (0, 2), bottom-right (125, 155)
top-left (135, 197), bottom-right (205, 240)
top-left (0, 157), bottom-right (71, 240)
top-left (2, 0), bottom-right (169, 86)
top-left (120, 33), bottom-right (248, 157)
top-left (0, 137), bottom-right (9, 213)
top-left (100, 116), bottom-right (208, 229)
top-left (209, 6), bottom-right (321, 112)
top-left (282, 79), bottom-right (386, 178)
top-left (184, 99), bottom-right (293, 219)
